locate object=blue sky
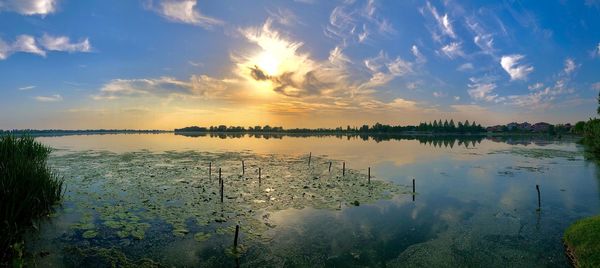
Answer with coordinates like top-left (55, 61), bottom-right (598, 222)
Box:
top-left (1, 0), bottom-right (599, 129)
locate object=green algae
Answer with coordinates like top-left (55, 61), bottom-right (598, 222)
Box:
top-left (41, 149), bottom-right (408, 265)
top-left (489, 148), bottom-right (581, 160)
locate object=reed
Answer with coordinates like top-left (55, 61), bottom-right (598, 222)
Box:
top-left (0, 134), bottom-right (64, 265)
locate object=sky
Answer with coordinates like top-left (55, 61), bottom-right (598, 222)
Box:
top-left (1, 0), bottom-right (600, 130)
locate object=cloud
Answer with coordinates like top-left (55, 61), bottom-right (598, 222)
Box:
top-left (92, 75), bottom-right (233, 100)
top-left (35, 94), bottom-right (62, 102)
top-left (424, 1), bottom-right (456, 40)
top-left (506, 79), bottom-right (575, 108)
top-left (0, 34), bottom-right (91, 60)
top-left (457, 62), bottom-right (473, 71)
top-left (592, 82), bottom-right (600, 91)
top-left (267, 8), bottom-right (302, 26)
top-left (39, 34), bottom-right (91, 52)
top-left (433, 91), bottom-right (446, 98)
top-left (0, 0), bottom-right (57, 16)
top-left (147, 0), bottom-right (223, 28)
top-left (325, 0), bottom-right (394, 46)
top-left (500, 54), bottom-right (534, 80)
top-left (0, 35), bottom-right (45, 59)
top-left (440, 42), bottom-right (464, 59)
top-left (18, 85), bottom-right (36, 90)
top-left (528, 82), bottom-right (544, 91)
top-left (361, 50), bottom-right (413, 89)
top-left (563, 58), bottom-right (577, 75)
top-left (411, 45), bottom-right (426, 64)
top-left (467, 77), bottom-right (501, 102)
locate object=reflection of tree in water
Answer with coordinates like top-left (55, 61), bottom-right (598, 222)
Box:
top-left (175, 132), bottom-right (572, 148)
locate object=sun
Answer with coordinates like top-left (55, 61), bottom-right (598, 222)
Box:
top-left (256, 51), bottom-right (280, 76)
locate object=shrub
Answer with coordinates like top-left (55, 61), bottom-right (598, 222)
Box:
top-left (0, 135), bottom-right (63, 265)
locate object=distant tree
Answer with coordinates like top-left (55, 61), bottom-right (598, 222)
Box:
top-left (597, 91), bottom-right (600, 115)
top-left (449, 119), bottom-right (455, 129)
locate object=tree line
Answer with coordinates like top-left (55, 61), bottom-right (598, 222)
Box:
top-left (175, 120), bottom-right (486, 134)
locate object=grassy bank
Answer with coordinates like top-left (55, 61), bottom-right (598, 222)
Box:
top-left (0, 135), bottom-right (64, 266)
top-left (564, 215), bottom-right (600, 267)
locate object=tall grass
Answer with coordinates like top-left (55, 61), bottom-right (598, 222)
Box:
top-left (0, 135), bottom-right (63, 265)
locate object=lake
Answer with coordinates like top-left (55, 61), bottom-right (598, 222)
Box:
top-left (24, 133), bottom-right (600, 267)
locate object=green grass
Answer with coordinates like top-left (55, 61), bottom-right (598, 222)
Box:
top-left (0, 135), bottom-right (64, 266)
top-left (564, 215), bottom-right (600, 268)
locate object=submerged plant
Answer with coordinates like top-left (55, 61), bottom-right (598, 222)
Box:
top-left (0, 135), bottom-right (64, 265)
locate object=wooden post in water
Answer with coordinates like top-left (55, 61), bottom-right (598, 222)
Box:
top-left (218, 167), bottom-right (222, 185)
top-left (412, 178), bottom-right (415, 202)
top-left (308, 152), bottom-right (312, 166)
top-left (368, 167), bottom-right (371, 184)
top-left (242, 160), bottom-right (245, 175)
top-left (209, 162), bottom-right (212, 178)
top-left (220, 176), bottom-right (224, 203)
top-left (234, 224), bottom-right (240, 250)
top-left (343, 162), bottom-right (346, 176)
top-left (536, 184), bottom-right (541, 210)
top-left (258, 167), bottom-right (262, 184)
top-left (328, 162), bottom-right (332, 173)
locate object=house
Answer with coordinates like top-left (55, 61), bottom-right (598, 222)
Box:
top-left (532, 122), bottom-right (551, 132)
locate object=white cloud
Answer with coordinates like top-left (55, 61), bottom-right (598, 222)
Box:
top-left (592, 82), bottom-right (600, 91)
top-left (18, 85), bottom-right (36, 90)
top-left (433, 91), bottom-right (446, 98)
top-left (440, 42), bottom-right (464, 59)
top-left (0, 34), bottom-right (91, 60)
top-left (500, 54), bottom-right (534, 80)
top-left (35, 94), bottom-right (62, 102)
top-left (467, 77), bottom-right (501, 102)
top-left (528, 82), bottom-right (544, 91)
top-left (411, 45), bottom-right (426, 64)
top-left (563, 58), bottom-right (577, 74)
top-left (457, 62), bottom-right (473, 71)
top-left (425, 1), bottom-right (456, 39)
top-left (267, 8), bottom-right (302, 26)
top-left (149, 0), bottom-right (223, 28)
top-left (0, 0), bottom-right (57, 16)
top-left (454, 96), bottom-right (460, 101)
top-left (13, 35), bottom-right (46, 56)
top-left (325, 0), bottom-right (394, 45)
top-left (39, 34), bottom-right (91, 52)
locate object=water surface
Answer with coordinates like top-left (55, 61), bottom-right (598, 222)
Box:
top-left (26, 133), bottom-right (600, 267)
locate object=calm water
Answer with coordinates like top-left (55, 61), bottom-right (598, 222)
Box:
top-left (26, 133), bottom-right (600, 267)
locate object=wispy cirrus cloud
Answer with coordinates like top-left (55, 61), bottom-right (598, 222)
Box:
top-left (440, 42), bottom-right (464, 59)
top-left (35, 94), bottom-right (62, 102)
top-left (146, 0), bottom-right (223, 28)
top-left (467, 76), bottom-right (501, 102)
top-left (0, 0), bottom-right (58, 16)
top-left (500, 54), bottom-right (533, 80)
top-left (18, 85), bottom-right (36, 90)
top-left (423, 1), bottom-right (456, 40)
top-left (325, 0), bottom-right (394, 46)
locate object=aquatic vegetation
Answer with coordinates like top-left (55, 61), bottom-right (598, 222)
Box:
top-left (563, 215), bottom-right (600, 268)
top-left (0, 135), bottom-right (63, 265)
top-left (489, 148), bottom-right (581, 160)
top-left (31, 149), bottom-right (407, 265)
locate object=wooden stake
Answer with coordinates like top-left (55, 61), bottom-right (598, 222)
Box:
top-left (536, 184), bottom-right (541, 210)
top-left (258, 167), bottom-right (262, 184)
top-left (308, 152), bottom-right (312, 166)
top-left (234, 224), bottom-right (240, 250)
top-left (220, 177), bottom-right (224, 203)
top-left (343, 162), bottom-right (346, 176)
top-left (242, 160), bottom-right (245, 175)
top-left (412, 178), bottom-right (415, 202)
top-left (209, 162), bottom-right (212, 178)
top-left (328, 162), bottom-right (332, 173)
top-left (368, 167), bottom-right (371, 184)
